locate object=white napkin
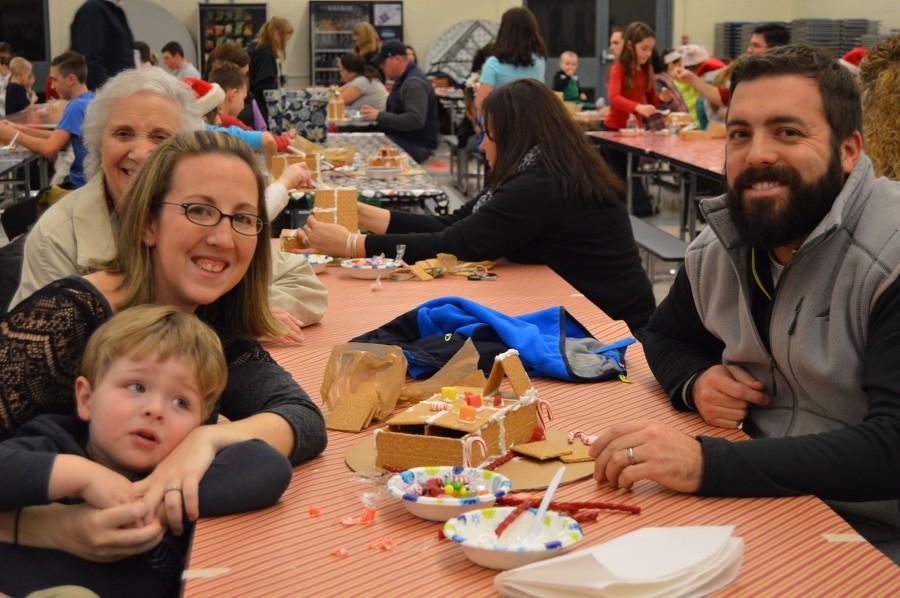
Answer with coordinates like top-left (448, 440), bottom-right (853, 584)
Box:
top-left (494, 526), bottom-right (744, 598)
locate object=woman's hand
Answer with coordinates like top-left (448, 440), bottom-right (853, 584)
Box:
top-left (277, 162), bottom-right (311, 190)
top-left (303, 217), bottom-right (353, 257)
top-left (264, 307), bottom-right (305, 344)
top-left (635, 104), bottom-right (657, 117)
top-left (659, 88), bottom-right (673, 103)
top-left (23, 502), bottom-right (164, 562)
top-left (132, 426), bottom-right (219, 536)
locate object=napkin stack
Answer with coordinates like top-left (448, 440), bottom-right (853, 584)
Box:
top-left (495, 526), bottom-right (743, 597)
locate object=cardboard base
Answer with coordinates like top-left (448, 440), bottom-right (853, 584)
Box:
top-left (344, 429), bottom-right (595, 491)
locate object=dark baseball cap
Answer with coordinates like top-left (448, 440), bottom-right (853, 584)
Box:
top-left (375, 39), bottom-right (407, 64)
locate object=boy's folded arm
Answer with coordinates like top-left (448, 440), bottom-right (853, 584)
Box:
top-left (196, 439), bottom-right (292, 517)
top-left (0, 444), bottom-right (58, 510)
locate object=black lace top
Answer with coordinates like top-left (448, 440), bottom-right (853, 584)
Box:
top-left (0, 277), bottom-right (327, 464)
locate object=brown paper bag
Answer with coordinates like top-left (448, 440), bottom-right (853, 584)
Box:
top-left (398, 339), bottom-right (486, 405)
top-left (321, 343), bottom-right (407, 429)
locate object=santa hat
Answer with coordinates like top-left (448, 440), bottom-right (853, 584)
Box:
top-left (839, 47), bottom-right (868, 76)
top-left (182, 77), bottom-right (225, 115)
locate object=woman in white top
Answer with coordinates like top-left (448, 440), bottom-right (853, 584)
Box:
top-left (337, 52), bottom-right (388, 111)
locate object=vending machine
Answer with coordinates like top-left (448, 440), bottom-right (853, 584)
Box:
top-left (309, 2), bottom-right (404, 86)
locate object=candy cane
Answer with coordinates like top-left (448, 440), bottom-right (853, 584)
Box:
top-left (567, 431), bottom-right (594, 445)
top-left (537, 399), bottom-right (553, 428)
top-left (464, 436), bottom-right (487, 468)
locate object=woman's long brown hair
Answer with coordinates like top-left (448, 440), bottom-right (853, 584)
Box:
top-left (620, 22), bottom-right (656, 93)
top-left (491, 7), bottom-right (548, 67)
top-left (482, 79), bottom-right (624, 207)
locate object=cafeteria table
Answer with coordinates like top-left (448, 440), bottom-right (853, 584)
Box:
top-left (185, 263), bottom-right (900, 596)
top-left (589, 131), bottom-right (725, 239)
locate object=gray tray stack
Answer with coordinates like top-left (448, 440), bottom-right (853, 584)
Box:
top-left (839, 20), bottom-right (880, 54)
top-left (791, 19), bottom-right (842, 56)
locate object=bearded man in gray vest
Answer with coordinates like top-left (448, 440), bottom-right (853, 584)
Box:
top-left (589, 45), bottom-right (900, 563)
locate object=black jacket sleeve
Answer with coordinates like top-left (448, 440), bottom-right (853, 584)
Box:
top-left (364, 172), bottom-right (551, 262)
top-left (197, 440), bottom-right (292, 517)
top-left (220, 340), bottom-right (327, 465)
top-left (698, 275), bottom-right (900, 502)
top-left (552, 71), bottom-right (569, 92)
top-left (640, 264), bottom-right (725, 409)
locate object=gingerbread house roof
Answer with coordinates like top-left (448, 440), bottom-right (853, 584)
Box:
top-left (483, 350), bottom-right (532, 398)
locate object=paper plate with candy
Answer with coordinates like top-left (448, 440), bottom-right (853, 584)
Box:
top-left (386, 466), bottom-right (511, 521)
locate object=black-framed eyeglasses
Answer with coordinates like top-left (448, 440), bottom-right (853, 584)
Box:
top-left (158, 202), bottom-right (263, 236)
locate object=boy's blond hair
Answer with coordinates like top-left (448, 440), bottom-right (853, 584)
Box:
top-left (80, 305), bottom-right (227, 420)
top-left (9, 56), bottom-right (32, 79)
top-left (560, 50), bottom-right (578, 62)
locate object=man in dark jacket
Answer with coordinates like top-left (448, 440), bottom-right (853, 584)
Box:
top-left (70, 0), bottom-right (135, 90)
top-left (589, 45), bottom-right (900, 563)
top-left (360, 39), bottom-right (438, 163)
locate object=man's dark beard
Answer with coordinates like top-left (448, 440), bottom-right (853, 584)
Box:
top-left (726, 149), bottom-right (845, 251)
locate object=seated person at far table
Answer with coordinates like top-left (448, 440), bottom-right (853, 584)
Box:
top-left (0, 305), bottom-right (292, 596)
top-left (589, 45), bottom-right (900, 563)
top-left (552, 50), bottom-right (588, 103)
top-left (302, 79), bottom-right (655, 332)
top-left (0, 51), bottom-right (94, 189)
top-left (4, 57), bottom-right (37, 115)
top-left (337, 52), bottom-right (388, 111)
top-left (359, 39), bottom-right (438, 163)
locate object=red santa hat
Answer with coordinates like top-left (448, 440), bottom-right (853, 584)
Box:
top-left (182, 77), bottom-right (225, 115)
top-left (839, 47), bottom-right (868, 76)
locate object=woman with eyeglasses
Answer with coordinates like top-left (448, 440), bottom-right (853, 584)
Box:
top-left (11, 67), bottom-right (326, 338)
top-left (0, 130), bottom-right (327, 574)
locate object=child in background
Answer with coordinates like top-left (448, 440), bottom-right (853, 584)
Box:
top-left (208, 61), bottom-right (298, 153)
top-left (5, 56), bottom-right (37, 115)
top-left (182, 76), bottom-right (278, 154)
top-left (655, 48), bottom-right (690, 115)
top-left (601, 21), bottom-right (659, 216)
top-left (0, 305), bottom-right (292, 596)
top-left (552, 50), bottom-right (588, 103)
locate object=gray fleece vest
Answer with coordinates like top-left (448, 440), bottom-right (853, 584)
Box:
top-left (686, 155), bottom-right (900, 533)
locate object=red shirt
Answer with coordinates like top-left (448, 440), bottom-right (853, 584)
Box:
top-left (603, 63), bottom-right (660, 130)
top-left (219, 114), bottom-right (291, 153)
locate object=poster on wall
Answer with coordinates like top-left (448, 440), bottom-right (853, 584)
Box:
top-left (373, 3), bottom-right (402, 27)
top-left (197, 3), bottom-right (268, 74)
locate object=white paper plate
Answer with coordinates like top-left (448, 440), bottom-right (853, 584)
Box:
top-left (340, 258), bottom-right (400, 279)
top-left (365, 166), bottom-right (403, 179)
top-left (304, 254), bottom-right (333, 273)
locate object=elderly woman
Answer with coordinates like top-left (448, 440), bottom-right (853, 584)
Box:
top-left (11, 68), bottom-right (326, 337)
top-left (0, 131), bottom-right (326, 590)
top-left (303, 79), bottom-right (655, 332)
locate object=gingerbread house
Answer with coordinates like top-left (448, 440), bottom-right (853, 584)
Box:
top-left (313, 187), bottom-right (358, 232)
top-left (374, 350), bottom-right (544, 471)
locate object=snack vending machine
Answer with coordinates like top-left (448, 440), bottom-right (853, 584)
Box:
top-left (309, 2), bottom-right (404, 86)
top-left (197, 3), bottom-right (268, 75)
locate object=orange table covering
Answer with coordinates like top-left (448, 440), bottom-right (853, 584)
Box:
top-left (185, 263), bottom-right (900, 596)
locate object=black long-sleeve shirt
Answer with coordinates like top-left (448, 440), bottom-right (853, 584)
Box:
top-left (0, 414), bottom-right (292, 596)
top-left (365, 167), bottom-right (655, 331)
top-left (70, 0), bottom-right (135, 90)
top-left (642, 263), bottom-right (900, 503)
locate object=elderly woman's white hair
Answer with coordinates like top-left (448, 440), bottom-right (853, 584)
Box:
top-left (82, 67), bottom-right (204, 178)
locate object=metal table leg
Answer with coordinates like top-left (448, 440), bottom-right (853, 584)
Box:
top-left (625, 152), bottom-right (633, 214)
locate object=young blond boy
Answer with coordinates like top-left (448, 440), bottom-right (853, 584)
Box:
top-left (0, 305), bottom-right (291, 596)
top-left (552, 50), bottom-right (588, 102)
top-left (5, 56), bottom-right (37, 115)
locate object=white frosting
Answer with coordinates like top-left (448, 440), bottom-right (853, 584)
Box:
top-left (494, 349), bottom-right (520, 361)
top-left (311, 207), bottom-right (337, 213)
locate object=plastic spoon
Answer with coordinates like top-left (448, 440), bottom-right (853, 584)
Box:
top-left (527, 465), bottom-right (566, 541)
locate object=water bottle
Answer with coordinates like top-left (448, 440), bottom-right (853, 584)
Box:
top-left (626, 113), bottom-right (638, 130)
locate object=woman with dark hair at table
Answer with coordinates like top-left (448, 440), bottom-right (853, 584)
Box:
top-left (302, 79), bottom-right (655, 331)
top-left (337, 52), bottom-right (388, 111)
